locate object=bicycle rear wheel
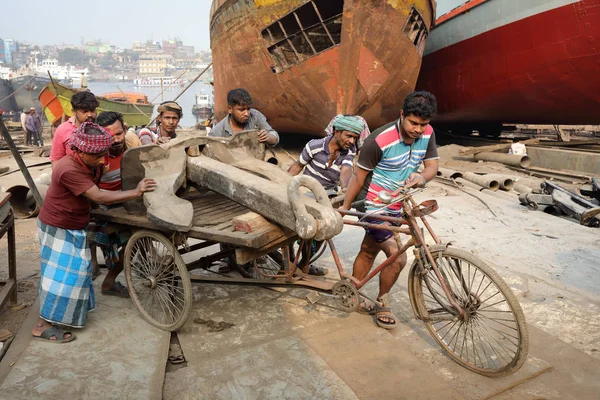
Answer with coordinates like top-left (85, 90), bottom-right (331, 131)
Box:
top-left (409, 247), bottom-right (528, 377)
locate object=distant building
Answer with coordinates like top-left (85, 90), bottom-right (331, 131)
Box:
top-left (0, 38), bottom-right (16, 64)
top-left (138, 56), bottom-right (169, 77)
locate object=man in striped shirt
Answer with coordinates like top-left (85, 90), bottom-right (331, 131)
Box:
top-left (288, 115), bottom-right (367, 191)
top-left (340, 91), bottom-right (439, 330)
top-left (288, 115), bottom-right (367, 276)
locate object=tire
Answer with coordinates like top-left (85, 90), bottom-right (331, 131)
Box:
top-left (236, 249), bottom-right (285, 279)
top-left (124, 230), bottom-right (192, 331)
top-left (409, 247), bottom-right (528, 377)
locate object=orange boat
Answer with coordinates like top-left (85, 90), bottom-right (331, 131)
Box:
top-left (39, 82), bottom-right (154, 127)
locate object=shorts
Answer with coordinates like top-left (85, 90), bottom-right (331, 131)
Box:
top-left (363, 211), bottom-right (403, 243)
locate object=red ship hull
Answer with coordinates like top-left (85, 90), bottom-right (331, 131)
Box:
top-left (416, 0), bottom-right (600, 128)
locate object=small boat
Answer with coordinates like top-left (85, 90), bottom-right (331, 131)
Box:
top-left (416, 0), bottom-right (600, 134)
top-left (133, 76), bottom-right (186, 87)
top-left (192, 93), bottom-right (213, 123)
top-left (101, 92), bottom-right (152, 105)
top-left (39, 82), bottom-right (154, 127)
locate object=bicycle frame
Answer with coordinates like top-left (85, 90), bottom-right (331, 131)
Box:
top-left (335, 190), bottom-right (465, 318)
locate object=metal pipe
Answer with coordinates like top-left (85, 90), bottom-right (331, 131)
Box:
top-left (486, 174), bottom-right (515, 191)
top-left (474, 152), bottom-right (532, 168)
top-left (437, 167), bottom-right (463, 180)
top-left (514, 183), bottom-right (533, 194)
top-left (462, 172), bottom-right (500, 191)
top-left (0, 120), bottom-right (44, 208)
top-left (342, 219), bottom-right (411, 234)
top-left (5, 183), bottom-right (48, 219)
top-left (454, 177), bottom-right (485, 191)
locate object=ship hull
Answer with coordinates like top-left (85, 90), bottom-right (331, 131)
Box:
top-left (416, 0), bottom-right (600, 127)
top-left (210, 0), bottom-right (435, 135)
top-left (9, 75), bottom-right (51, 112)
top-left (0, 79), bottom-right (16, 112)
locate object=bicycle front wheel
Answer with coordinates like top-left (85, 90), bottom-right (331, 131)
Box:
top-left (409, 247), bottom-right (528, 377)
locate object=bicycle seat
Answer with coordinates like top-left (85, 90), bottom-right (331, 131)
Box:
top-left (409, 200), bottom-right (438, 217)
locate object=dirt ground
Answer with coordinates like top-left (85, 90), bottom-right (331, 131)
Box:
top-left (0, 132), bottom-right (599, 398)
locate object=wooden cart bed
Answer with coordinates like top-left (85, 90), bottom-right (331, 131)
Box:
top-left (91, 191), bottom-right (295, 249)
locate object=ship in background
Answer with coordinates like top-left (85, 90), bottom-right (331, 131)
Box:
top-left (210, 0), bottom-right (436, 135)
top-left (192, 92), bottom-right (213, 124)
top-left (9, 75), bottom-right (51, 113)
top-left (417, 0), bottom-right (600, 136)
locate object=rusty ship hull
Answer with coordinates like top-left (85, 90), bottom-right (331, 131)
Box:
top-left (210, 0), bottom-right (435, 135)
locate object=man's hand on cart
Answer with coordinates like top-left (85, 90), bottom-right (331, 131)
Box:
top-left (136, 178), bottom-right (158, 197)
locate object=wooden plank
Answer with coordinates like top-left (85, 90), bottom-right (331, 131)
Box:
top-left (232, 212), bottom-right (272, 233)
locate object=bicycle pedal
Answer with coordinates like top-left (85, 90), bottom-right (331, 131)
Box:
top-left (306, 291), bottom-right (321, 304)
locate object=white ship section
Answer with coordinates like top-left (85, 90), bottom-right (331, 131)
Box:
top-left (425, 0), bottom-right (580, 55)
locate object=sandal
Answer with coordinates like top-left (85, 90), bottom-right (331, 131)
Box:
top-left (357, 298), bottom-right (376, 315)
top-left (33, 326), bottom-right (76, 344)
top-left (374, 293), bottom-right (397, 330)
top-left (101, 282), bottom-right (130, 298)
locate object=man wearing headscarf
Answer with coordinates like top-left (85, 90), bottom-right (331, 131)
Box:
top-left (32, 122), bottom-right (156, 343)
top-left (288, 114), bottom-right (369, 192)
top-left (287, 114), bottom-right (369, 276)
top-left (138, 101), bottom-right (182, 145)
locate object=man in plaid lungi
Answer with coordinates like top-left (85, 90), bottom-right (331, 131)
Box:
top-left (32, 122), bottom-right (157, 343)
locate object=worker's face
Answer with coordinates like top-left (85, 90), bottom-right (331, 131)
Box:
top-left (80, 151), bottom-right (108, 168)
top-left (334, 130), bottom-right (358, 150)
top-left (228, 104), bottom-right (251, 126)
top-left (73, 108), bottom-right (97, 125)
top-left (399, 111), bottom-right (430, 142)
top-left (158, 111), bottom-right (180, 135)
top-left (106, 120), bottom-right (125, 156)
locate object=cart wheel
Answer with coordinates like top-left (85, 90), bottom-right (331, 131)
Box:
top-left (236, 249), bottom-right (285, 279)
top-left (124, 230), bottom-right (192, 331)
top-left (332, 281), bottom-right (360, 313)
top-left (409, 247), bottom-right (529, 377)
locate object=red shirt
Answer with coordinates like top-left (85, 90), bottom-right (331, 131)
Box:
top-left (99, 153), bottom-right (122, 191)
top-left (49, 117), bottom-right (77, 162)
top-left (39, 154), bottom-right (100, 230)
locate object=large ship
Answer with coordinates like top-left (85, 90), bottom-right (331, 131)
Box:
top-left (210, 0), bottom-right (436, 135)
top-left (416, 0), bottom-right (600, 135)
top-left (0, 78), bottom-right (16, 112)
top-left (9, 75), bottom-right (51, 112)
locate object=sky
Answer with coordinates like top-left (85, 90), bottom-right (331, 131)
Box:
top-left (0, 0), bottom-right (213, 50)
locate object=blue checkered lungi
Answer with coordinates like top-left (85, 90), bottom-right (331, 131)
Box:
top-left (37, 219), bottom-right (95, 328)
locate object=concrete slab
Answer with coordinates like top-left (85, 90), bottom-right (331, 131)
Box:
top-left (169, 282), bottom-right (465, 399)
top-left (165, 336), bottom-right (358, 400)
top-left (0, 280), bottom-right (170, 400)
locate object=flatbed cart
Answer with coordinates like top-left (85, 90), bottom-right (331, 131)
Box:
top-left (91, 186), bottom-right (529, 378)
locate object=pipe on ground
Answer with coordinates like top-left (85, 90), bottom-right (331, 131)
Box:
top-left (454, 177), bottom-right (485, 191)
top-left (6, 184), bottom-right (48, 219)
top-left (486, 174), bottom-right (515, 191)
top-left (514, 184), bottom-right (533, 194)
top-left (437, 167), bottom-right (463, 180)
top-left (474, 152), bottom-right (532, 168)
top-left (462, 172), bottom-right (500, 191)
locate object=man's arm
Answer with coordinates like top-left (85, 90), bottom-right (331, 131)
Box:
top-left (83, 178), bottom-right (156, 205)
top-left (340, 165), bottom-right (353, 191)
top-left (287, 160), bottom-right (304, 176)
top-left (341, 167), bottom-right (370, 210)
top-left (405, 159), bottom-right (438, 188)
top-left (254, 110), bottom-right (279, 146)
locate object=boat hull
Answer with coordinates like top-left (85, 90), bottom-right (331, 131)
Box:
top-left (0, 79), bottom-right (16, 112)
top-left (9, 75), bottom-right (50, 112)
top-left (417, 0), bottom-right (600, 127)
top-left (210, 0), bottom-right (435, 135)
top-left (39, 83), bottom-right (154, 127)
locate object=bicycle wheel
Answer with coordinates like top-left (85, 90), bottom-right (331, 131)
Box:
top-left (236, 249), bottom-right (285, 279)
top-left (124, 230), bottom-right (192, 331)
top-left (409, 246), bottom-right (528, 377)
